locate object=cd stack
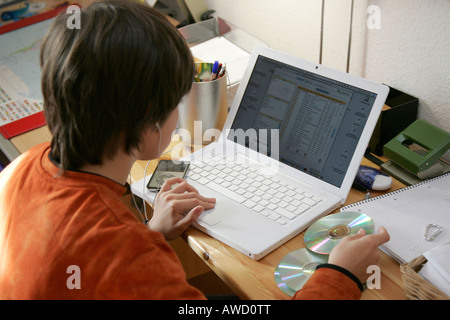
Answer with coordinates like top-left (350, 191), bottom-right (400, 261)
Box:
top-left (274, 212), bottom-right (374, 296)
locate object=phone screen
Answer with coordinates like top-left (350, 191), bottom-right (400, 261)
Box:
top-left (146, 160), bottom-right (190, 190)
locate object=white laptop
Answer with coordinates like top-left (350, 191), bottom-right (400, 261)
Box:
top-left (132, 45), bottom-right (389, 260)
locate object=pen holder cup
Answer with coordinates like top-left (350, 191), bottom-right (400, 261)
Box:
top-left (178, 62), bottom-right (228, 145)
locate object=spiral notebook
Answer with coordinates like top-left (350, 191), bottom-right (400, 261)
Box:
top-left (341, 172), bottom-right (450, 263)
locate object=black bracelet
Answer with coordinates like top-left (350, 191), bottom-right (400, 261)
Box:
top-left (316, 263), bottom-right (365, 292)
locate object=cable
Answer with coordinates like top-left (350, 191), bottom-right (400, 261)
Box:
top-left (131, 178), bottom-right (146, 222)
top-left (141, 159), bottom-right (152, 223)
top-left (130, 123), bottom-right (161, 224)
top-left (143, 123), bottom-right (162, 224)
top-left (132, 124), bottom-right (192, 224)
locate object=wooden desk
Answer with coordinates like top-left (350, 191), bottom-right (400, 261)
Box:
top-left (8, 129), bottom-right (407, 300)
top-left (129, 139), bottom-right (408, 300)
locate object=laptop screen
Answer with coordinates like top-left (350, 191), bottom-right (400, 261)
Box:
top-left (228, 55), bottom-right (378, 188)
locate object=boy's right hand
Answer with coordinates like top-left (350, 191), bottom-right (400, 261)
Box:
top-left (148, 177), bottom-right (216, 241)
top-left (328, 226), bottom-right (390, 284)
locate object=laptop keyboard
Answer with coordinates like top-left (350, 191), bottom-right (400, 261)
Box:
top-left (187, 159), bottom-right (323, 225)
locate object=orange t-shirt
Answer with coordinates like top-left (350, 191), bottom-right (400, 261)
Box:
top-left (0, 143), bottom-right (361, 300)
top-left (0, 143), bottom-right (204, 299)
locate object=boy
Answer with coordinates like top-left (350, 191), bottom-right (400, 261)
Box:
top-left (0, 0), bottom-right (389, 299)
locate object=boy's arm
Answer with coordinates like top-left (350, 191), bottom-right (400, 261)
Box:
top-left (293, 265), bottom-right (362, 300)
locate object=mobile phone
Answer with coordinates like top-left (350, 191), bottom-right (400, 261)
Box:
top-left (146, 160), bottom-right (190, 190)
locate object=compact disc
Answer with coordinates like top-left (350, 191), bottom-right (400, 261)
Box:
top-left (304, 211), bottom-right (374, 255)
top-left (274, 248), bottom-right (328, 297)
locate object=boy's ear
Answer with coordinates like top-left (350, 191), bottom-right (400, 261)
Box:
top-left (142, 123), bottom-right (160, 136)
top-left (136, 125), bottom-right (161, 160)
top-left (140, 122), bottom-right (162, 146)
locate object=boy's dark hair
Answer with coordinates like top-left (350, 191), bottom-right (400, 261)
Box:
top-left (40, 0), bottom-right (194, 172)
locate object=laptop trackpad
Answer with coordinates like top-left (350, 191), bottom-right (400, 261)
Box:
top-left (195, 187), bottom-right (234, 226)
top-left (197, 208), bottom-right (222, 226)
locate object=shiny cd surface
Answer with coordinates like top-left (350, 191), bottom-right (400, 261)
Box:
top-left (274, 248), bottom-right (328, 297)
top-left (304, 211), bottom-right (374, 255)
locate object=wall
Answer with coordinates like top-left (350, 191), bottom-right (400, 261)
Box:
top-left (205, 0), bottom-right (450, 160)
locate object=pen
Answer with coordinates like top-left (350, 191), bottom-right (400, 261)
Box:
top-left (210, 61), bottom-right (219, 81)
top-left (214, 63), bottom-right (222, 80)
top-left (217, 64), bottom-right (226, 79)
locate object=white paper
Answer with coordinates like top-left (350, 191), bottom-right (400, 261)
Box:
top-left (419, 244), bottom-right (450, 296)
top-left (146, 0), bottom-right (158, 7)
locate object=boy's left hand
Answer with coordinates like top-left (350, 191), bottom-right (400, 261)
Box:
top-left (147, 177), bottom-right (216, 240)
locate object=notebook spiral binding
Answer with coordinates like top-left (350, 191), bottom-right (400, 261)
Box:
top-left (341, 172), bottom-right (450, 210)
